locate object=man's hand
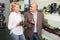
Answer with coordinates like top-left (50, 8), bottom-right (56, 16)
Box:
top-left (30, 19), bottom-right (35, 25)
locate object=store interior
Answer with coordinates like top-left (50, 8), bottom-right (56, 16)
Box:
top-left (0, 0), bottom-right (60, 40)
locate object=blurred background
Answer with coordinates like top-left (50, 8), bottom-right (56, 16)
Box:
top-left (0, 0), bottom-right (60, 40)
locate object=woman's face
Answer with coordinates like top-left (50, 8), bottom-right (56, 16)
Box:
top-left (13, 5), bottom-right (20, 13)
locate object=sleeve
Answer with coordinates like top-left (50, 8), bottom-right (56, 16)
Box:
top-left (8, 15), bottom-right (16, 30)
top-left (24, 13), bottom-right (29, 27)
top-left (24, 13), bottom-right (32, 28)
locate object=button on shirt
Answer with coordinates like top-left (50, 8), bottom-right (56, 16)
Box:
top-left (32, 12), bottom-right (37, 32)
top-left (8, 12), bottom-right (23, 35)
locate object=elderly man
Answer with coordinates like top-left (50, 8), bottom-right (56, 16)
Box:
top-left (24, 2), bottom-right (50, 40)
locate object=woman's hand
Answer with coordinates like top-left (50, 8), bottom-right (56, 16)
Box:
top-left (16, 22), bottom-right (21, 27)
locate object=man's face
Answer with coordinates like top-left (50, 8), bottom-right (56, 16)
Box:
top-left (30, 4), bottom-right (37, 12)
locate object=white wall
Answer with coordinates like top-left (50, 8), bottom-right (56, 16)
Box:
top-left (30, 0), bottom-right (60, 9)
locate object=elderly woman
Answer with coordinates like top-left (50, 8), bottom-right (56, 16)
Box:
top-left (8, 2), bottom-right (25, 40)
